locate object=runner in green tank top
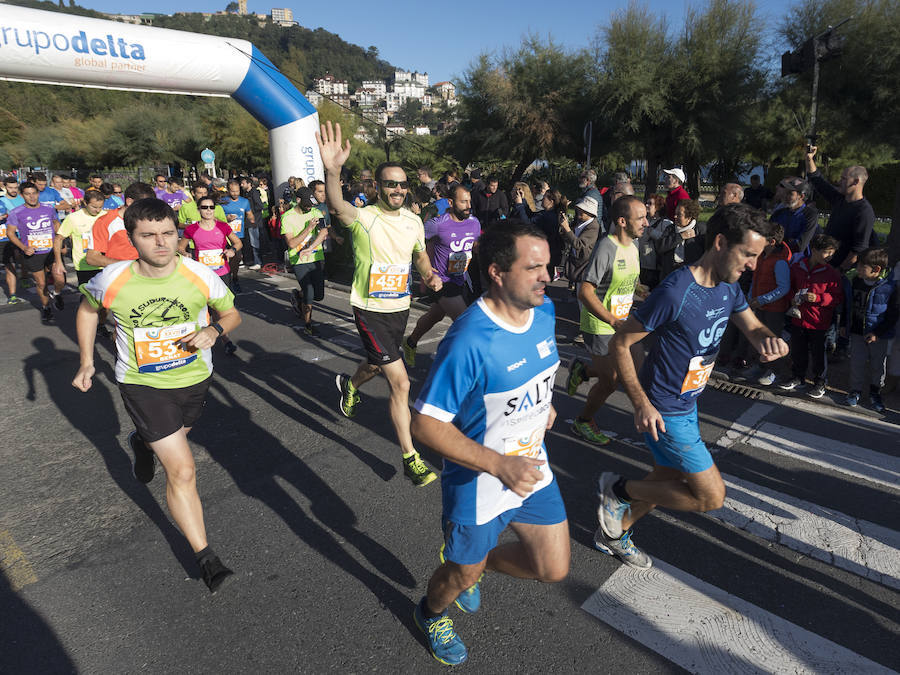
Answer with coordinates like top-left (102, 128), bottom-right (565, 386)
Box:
top-left (567, 195), bottom-right (648, 444)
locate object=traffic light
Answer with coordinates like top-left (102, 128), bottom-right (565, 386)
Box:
top-left (780, 31), bottom-right (846, 77)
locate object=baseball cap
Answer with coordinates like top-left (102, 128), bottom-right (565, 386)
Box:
top-left (574, 196), bottom-right (599, 217)
top-left (663, 168), bottom-right (686, 184)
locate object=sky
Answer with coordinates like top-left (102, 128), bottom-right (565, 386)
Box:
top-left (75, 0), bottom-right (789, 85)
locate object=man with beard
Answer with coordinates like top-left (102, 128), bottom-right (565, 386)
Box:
top-left (770, 177), bottom-right (818, 256)
top-left (403, 185), bottom-right (481, 367)
top-left (316, 121), bottom-right (443, 487)
top-left (596, 204), bottom-right (787, 568)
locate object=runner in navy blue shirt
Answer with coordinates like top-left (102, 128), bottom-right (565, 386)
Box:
top-left (596, 204), bottom-right (789, 568)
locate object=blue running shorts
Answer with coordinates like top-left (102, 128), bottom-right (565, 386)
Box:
top-left (643, 406), bottom-right (714, 474)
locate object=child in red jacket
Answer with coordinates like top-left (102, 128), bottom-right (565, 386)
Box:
top-left (778, 234), bottom-right (843, 398)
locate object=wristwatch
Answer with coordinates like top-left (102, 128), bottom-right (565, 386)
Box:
top-left (209, 322), bottom-right (225, 336)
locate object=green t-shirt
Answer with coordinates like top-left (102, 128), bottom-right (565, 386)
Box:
top-left (281, 207), bottom-right (324, 265)
top-left (57, 209), bottom-right (105, 271)
top-left (178, 202), bottom-right (226, 226)
top-left (580, 235), bottom-right (640, 335)
top-left (347, 205), bottom-right (425, 313)
top-left (80, 256), bottom-right (235, 388)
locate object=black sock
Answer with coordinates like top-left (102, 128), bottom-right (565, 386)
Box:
top-left (577, 416), bottom-right (591, 424)
top-left (407, 336), bottom-right (417, 348)
top-left (612, 477), bottom-right (631, 503)
top-left (419, 597), bottom-right (442, 619)
top-left (195, 546), bottom-right (214, 564)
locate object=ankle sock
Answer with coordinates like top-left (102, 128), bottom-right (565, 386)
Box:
top-left (419, 597), bottom-right (443, 619)
top-left (406, 337), bottom-right (417, 349)
top-left (613, 477), bottom-right (631, 503)
top-left (402, 451), bottom-right (418, 460)
top-left (195, 545), bottom-right (214, 565)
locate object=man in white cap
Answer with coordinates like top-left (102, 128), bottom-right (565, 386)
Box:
top-left (663, 168), bottom-right (690, 220)
top-left (561, 196), bottom-right (603, 285)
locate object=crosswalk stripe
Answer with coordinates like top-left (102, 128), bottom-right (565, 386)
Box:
top-left (583, 560), bottom-right (894, 674)
top-left (713, 474), bottom-right (900, 590)
top-left (745, 422), bottom-right (900, 490)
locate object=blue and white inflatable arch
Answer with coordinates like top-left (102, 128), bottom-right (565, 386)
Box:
top-left (0, 5), bottom-right (322, 194)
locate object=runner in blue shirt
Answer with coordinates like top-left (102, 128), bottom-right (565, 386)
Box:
top-left (1, 176), bottom-right (25, 303)
top-left (221, 180), bottom-right (254, 293)
top-left (596, 204), bottom-right (789, 568)
top-left (411, 220), bottom-right (569, 666)
top-left (32, 172), bottom-right (72, 213)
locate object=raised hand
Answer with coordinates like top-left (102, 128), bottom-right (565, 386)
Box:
top-left (315, 121), bottom-right (351, 173)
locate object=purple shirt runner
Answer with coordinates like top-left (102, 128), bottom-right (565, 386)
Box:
top-left (424, 213), bottom-right (481, 285)
top-left (7, 204), bottom-right (58, 253)
top-left (160, 190), bottom-right (190, 210)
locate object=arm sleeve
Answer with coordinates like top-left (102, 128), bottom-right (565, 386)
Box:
top-left (582, 237), bottom-right (613, 288)
top-left (79, 269), bottom-right (106, 308)
top-left (413, 325), bottom-right (483, 422)
top-left (874, 287), bottom-right (900, 337)
top-left (91, 219), bottom-right (109, 253)
top-left (424, 216), bottom-right (440, 240)
top-left (206, 271), bottom-right (235, 312)
top-left (215, 222), bottom-right (232, 238)
top-left (850, 204), bottom-right (875, 254)
top-left (57, 214), bottom-right (74, 237)
top-left (807, 171), bottom-right (842, 206)
top-left (413, 218), bottom-right (425, 254)
top-left (819, 272), bottom-right (844, 308)
top-left (798, 206), bottom-right (819, 252)
top-left (756, 260), bottom-right (791, 306)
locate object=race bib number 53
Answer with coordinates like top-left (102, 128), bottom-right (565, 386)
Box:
top-left (134, 323), bottom-right (198, 373)
top-left (368, 262), bottom-right (410, 298)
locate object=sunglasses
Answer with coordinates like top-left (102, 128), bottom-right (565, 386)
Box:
top-left (113, 190), bottom-right (123, 194)
top-left (381, 179), bottom-right (409, 189)
top-left (199, 205), bottom-right (216, 210)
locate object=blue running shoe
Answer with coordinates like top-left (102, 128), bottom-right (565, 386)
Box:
top-left (594, 527), bottom-right (652, 569)
top-left (597, 472), bottom-right (631, 539)
top-left (439, 544), bottom-right (482, 613)
top-left (413, 600), bottom-right (468, 666)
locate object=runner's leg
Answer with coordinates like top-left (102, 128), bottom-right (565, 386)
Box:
top-left (149, 427), bottom-right (208, 553)
top-left (486, 520), bottom-right (570, 582)
top-left (622, 463), bottom-right (725, 530)
top-left (426, 558), bottom-right (488, 614)
top-left (407, 302), bottom-right (445, 347)
top-left (380, 358), bottom-right (416, 455)
top-left (33, 268), bottom-right (48, 307)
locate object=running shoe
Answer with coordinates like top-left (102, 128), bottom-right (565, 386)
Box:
top-left (303, 323), bottom-right (319, 337)
top-left (248, 264), bottom-right (261, 271)
top-left (402, 337), bottom-right (416, 368)
top-left (199, 555), bottom-right (235, 594)
top-left (756, 370), bottom-right (776, 386)
top-left (48, 288), bottom-right (64, 310)
top-left (807, 380), bottom-right (826, 399)
top-left (566, 359), bottom-right (586, 396)
top-left (844, 390), bottom-right (860, 407)
top-left (413, 600), bottom-right (468, 666)
top-left (572, 333), bottom-right (585, 347)
top-left (439, 544), bottom-right (482, 613)
top-left (870, 392), bottom-right (886, 413)
top-left (290, 289), bottom-right (302, 317)
top-left (6, 295), bottom-right (24, 305)
top-left (335, 374), bottom-right (360, 418)
top-left (403, 453), bottom-right (437, 487)
top-left (596, 472), bottom-right (630, 540)
top-left (224, 341), bottom-right (237, 356)
top-left (571, 418), bottom-right (610, 445)
top-left (128, 431), bottom-right (156, 484)
top-left (594, 527), bottom-right (652, 569)
top-left (41, 306), bottom-right (53, 322)
top-left (777, 377), bottom-right (803, 391)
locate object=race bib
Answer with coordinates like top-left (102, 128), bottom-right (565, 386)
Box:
top-left (503, 427), bottom-right (545, 460)
top-left (680, 354), bottom-right (716, 397)
top-left (28, 233), bottom-right (53, 251)
top-left (610, 293), bottom-right (634, 320)
top-left (447, 250), bottom-right (471, 276)
top-left (0, 223), bottom-right (6, 241)
top-left (81, 231), bottom-right (94, 251)
top-left (368, 262), bottom-right (411, 298)
top-left (133, 323), bottom-right (198, 374)
top-left (198, 248), bottom-right (225, 269)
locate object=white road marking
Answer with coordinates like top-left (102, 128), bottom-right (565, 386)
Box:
top-left (713, 475), bottom-right (900, 590)
top-left (778, 397), bottom-right (899, 430)
top-left (713, 402), bottom-right (773, 451)
top-left (746, 423), bottom-right (900, 490)
top-left (583, 560), bottom-right (894, 674)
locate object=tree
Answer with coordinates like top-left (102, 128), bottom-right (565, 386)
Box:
top-left (225, 2), bottom-right (239, 13)
top-left (451, 37), bottom-right (592, 183)
top-left (393, 100), bottom-right (424, 128)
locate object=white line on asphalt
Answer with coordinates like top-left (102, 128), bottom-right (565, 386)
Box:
top-left (712, 474), bottom-right (900, 590)
top-left (713, 402), bottom-right (773, 451)
top-left (582, 560), bottom-right (894, 674)
top-left (778, 396), bottom-right (899, 430)
top-left (746, 423), bottom-right (900, 490)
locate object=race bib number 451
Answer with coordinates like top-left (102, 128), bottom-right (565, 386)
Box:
top-left (134, 323), bottom-right (198, 373)
top-left (368, 262), bottom-right (410, 298)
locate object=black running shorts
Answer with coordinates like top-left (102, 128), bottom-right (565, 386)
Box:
top-left (352, 307), bottom-right (409, 366)
top-left (119, 376), bottom-right (212, 443)
top-left (22, 251), bottom-right (52, 274)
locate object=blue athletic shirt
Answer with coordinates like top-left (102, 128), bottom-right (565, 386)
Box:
top-left (1, 194), bottom-right (24, 213)
top-left (0, 201), bottom-right (6, 242)
top-left (414, 296), bottom-right (559, 525)
top-left (38, 187), bottom-right (62, 210)
top-left (221, 196), bottom-right (252, 237)
top-left (633, 266), bottom-right (748, 415)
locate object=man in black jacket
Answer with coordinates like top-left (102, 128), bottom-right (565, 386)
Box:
top-left (472, 176), bottom-right (509, 227)
top-left (241, 175), bottom-right (268, 268)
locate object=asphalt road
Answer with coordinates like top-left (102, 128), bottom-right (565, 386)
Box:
top-left (1, 271), bottom-right (897, 673)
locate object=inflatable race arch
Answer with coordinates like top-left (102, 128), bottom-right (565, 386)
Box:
top-left (0, 5), bottom-right (323, 193)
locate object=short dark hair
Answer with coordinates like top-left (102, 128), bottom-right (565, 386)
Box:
top-left (309, 180), bottom-right (324, 191)
top-left (417, 166), bottom-right (432, 177)
top-left (227, 179), bottom-right (241, 189)
top-left (768, 223), bottom-right (784, 244)
top-left (191, 183), bottom-right (208, 195)
top-left (610, 195), bottom-right (641, 225)
top-left (675, 198), bottom-right (701, 222)
top-left (705, 203), bottom-right (771, 249)
top-left (124, 182), bottom-right (155, 203)
top-left (450, 184), bottom-right (470, 200)
top-left (3, 175), bottom-right (17, 184)
top-left (19, 181), bottom-right (37, 192)
top-left (154, 173), bottom-right (166, 181)
top-left (196, 195), bottom-right (217, 209)
top-left (32, 172), bottom-right (47, 182)
top-left (89, 173), bottom-right (103, 180)
top-left (100, 182), bottom-right (114, 196)
top-left (83, 189), bottom-right (104, 204)
top-left (810, 233), bottom-right (839, 252)
top-left (123, 198), bottom-right (176, 235)
top-left (167, 176), bottom-right (183, 187)
top-left (478, 219), bottom-right (546, 280)
top-left (858, 247), bottom-right (888, 270)
top-left (375, 162), bottom-right (405, 183)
